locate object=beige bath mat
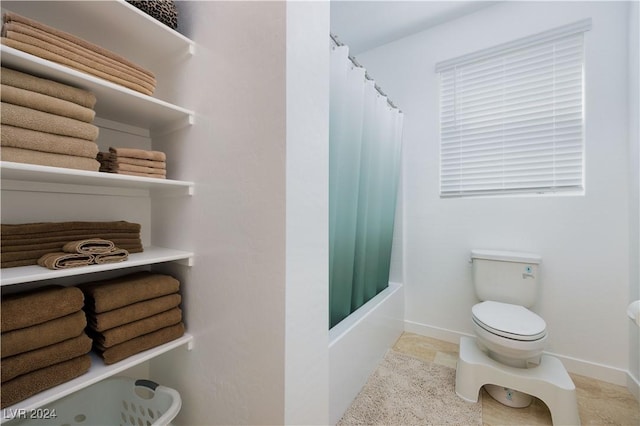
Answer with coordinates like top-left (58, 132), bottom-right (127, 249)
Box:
top-left (338, 350), bottom-right (482, 425)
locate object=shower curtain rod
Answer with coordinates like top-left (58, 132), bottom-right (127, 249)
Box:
top-left (330, 33), bottom-right (400, 112)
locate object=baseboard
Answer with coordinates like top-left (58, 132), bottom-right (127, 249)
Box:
top-left (404, 320), bottom-right (630, 387)
top-left (628, 372), bottom-right (640, 401)
top-left (404, 320), bottom-right (474, 344)
top-left (544, 351), bottom-right (628, 387)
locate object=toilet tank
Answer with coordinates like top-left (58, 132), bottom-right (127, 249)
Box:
top-left (471, 249), bottom-right (541, 308)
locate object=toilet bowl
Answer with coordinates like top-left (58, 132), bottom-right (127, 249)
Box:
top-left (472, 300), bottom-right (547, 368)
top-left (471, 300), bottom-right (548, 407)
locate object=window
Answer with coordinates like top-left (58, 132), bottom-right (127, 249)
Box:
top-left (437, 20), bottom-right (591, 197)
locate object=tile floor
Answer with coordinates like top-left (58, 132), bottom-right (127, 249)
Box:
top-left (393, 332), bottom-right (640, 425)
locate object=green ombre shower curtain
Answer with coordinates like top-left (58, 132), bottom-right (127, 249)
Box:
top-left (329, 43), bottom-right (403, 329)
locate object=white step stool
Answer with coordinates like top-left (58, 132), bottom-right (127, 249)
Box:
top-left (455, 336), bottom-right (581, 425)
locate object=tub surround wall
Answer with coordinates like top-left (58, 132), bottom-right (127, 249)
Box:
top-left (358, 1), bottom-right (632, 386)
top-left (329, 282), bottom-right (404, 425)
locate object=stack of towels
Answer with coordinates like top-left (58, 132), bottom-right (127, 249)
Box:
top-left (37, 238), bottom-right (130, 270)
top-left (1, 66), bottom-right (100, 171)
top-left (98, 147), bottom-right (167, 179)
top-left (1, 11), bottom-right (156, 96)
top-left (1, 221), bottom-right (143, 269)
top-left (1, 286), bottom-right (92, 409)
top-left (81, 271), bottom-right (184, 365)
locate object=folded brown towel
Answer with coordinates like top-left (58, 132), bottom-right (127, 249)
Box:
top-left (1, 245), bottom-right (142, 268)
top-left (0, 354), bottom-right (91, 409)
top-left (2, 230), bottom-right (140, 243)
top-left (100, 169), bottom-right (167, 179)
top-left (102, 161), bottom-right (167, 176)
top-left (1, 286), bottom-right (84, 332)
top-left (62, 238), bottom-right (115, 254)
top-left (1, 125), bottom-right (99, 158)
top-left (2, 236), bottom-right (141, 253)
top-left (3, 12), bottom-right (155, 81)
top-left (0, 66), bottom-right (96, 108)
top-left (1, 333), bottom-right (92, 383)
top-left (1, 310), bottom-right (86, 358)
top-left (2, 247), bottom-right (62, 263)
top-left (0, 259), bottom-right (39, 268)
top-left (1, 102), bottom-right (99, 140)
top-left (87, 293), bottom-right (182, 332)
top-left (3, 21), bottom-right (156, 88)
top-left (96, 322), bottom-right (185, 365)
top-left (1, 37), bottom-right (154, 96)
top-left (1, 84), bottom-right (95, 122)
top-left (93, 308), bottom-right (182, 348)
top-left (109, 147), bottom-right (166, 162)
top-left (37, 252), bottom-right (95, 270)
top-left (1, 221), bottom-right (141, 237)
top-left (2, 239), bottom-right (141, 263)
top-left (93, 248), bottom-right (129, 265)
top-left (2, 240), bottom-right (139, 254)
top-left (97, 152), bottom-right (166, 169)
top-left (81, 272), bottom-right (180, 313)
top-left (103, 243), bottom-right (142, 252)
top-left (0, 147), bottom-right (100, 171)
top-left (2, 241), bottom-right (74, 253)
top-left (1, 222), bottom-right (142, 268)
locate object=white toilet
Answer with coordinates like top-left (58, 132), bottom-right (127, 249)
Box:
top-left (471, 249), bottom-right (545, 407)
top-left (455, 249), bottom-right (581, 424)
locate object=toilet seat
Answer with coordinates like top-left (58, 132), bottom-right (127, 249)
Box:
top-left (472, 301), bottom-right (546, 341)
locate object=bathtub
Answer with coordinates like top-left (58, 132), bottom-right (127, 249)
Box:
top-left (328, 282), bottom-right (404, 424)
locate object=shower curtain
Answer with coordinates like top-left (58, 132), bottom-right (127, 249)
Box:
top-left (329, 43), bottom-right (404, 329)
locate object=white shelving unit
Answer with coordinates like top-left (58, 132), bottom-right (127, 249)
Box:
top-left (0, 46), bottom-right (194, 136)
top-left (0, 161), bottom-right (194, 196)
top-left (0, 334), bottom-right (194, 423)
top-left (0, 1), bottom-right (195, 420)
top-left (0, 246), bottom-right (195, 287)
top-left (0, 0), bottom-right (195, 61)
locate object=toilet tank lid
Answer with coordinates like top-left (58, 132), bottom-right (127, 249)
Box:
top-left (471, 249), bottom-right (541, 264)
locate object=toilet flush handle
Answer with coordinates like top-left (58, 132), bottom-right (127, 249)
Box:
top-left (522, 265), bottom-right (534, 279)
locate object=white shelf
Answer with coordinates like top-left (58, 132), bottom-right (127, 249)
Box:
top-left (0, 46), bottom-right (195, 135)
top-left (0, 246), bottom-right (194, 287)
top-left (0, 333), bottom-right (194, 424)
top-left (1, 0), bottom-right (195, 65)
top-left (0, 162), bottom-right (194, 196)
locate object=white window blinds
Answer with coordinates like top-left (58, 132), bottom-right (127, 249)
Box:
top-left (437, 20), bottom-right (591, 197)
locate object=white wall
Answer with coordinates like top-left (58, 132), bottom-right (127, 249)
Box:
top-left (284, 1), bottom-right (330, 424)
top-left (628, 0), bottom-right (640, 397)
top-left (389, 175), bottom-right (404, 284)
top-left (150, 2), bottom-right (331, 424)
top-left (359, 1), bottom-right (632, 383)
top-left (150, 2), bottom-right (287, 424)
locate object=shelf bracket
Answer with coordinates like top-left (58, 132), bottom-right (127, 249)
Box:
top-left (175, 256), bottom-right (194, 267)
top-left (151, 113), bottom-right (195, 139)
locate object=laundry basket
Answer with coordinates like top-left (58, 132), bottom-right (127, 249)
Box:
top-left (5, 377), bottom-right (181, 426)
